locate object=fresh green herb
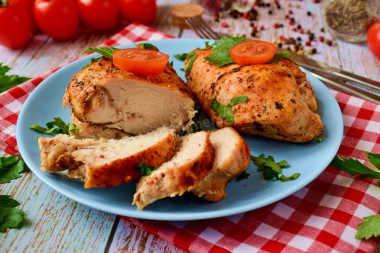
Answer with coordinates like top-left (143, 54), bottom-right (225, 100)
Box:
top-left (173, 53), bottom-right (189, 61)
top-left (137, 162), bottom-right (157, 176)
top-left (0, 63), bottom-right (31, 93)
top-left (204, 41), bottom-right (213, 49)
top-left (185, 54), bottom-right (198, 73)
top-left (82, 57), bottom-right (101, 70)
top-left (268, 51), bottom-right (293, 63)
top-left (138, 43), bottom-right (158, 51)
top-left (330, 152), bottom-right (380, 180)
top-left (236, 171), bottom-right (250, 181)
top-left (0, 155), bottom-right (25, 184)
top-left (204, 36), bottom-right (248, 66)
top-left (356, 215), bottom-right (380, 240)
top-left (169, 61), bottom-right (173, 67)
top-left (0, 195), bottom-right (25, 233)
top-left (210, 96), bottom-right (248, 125)
top-left (30, 117), bottom-right (79, 136)
top-left (180, 68), bottom-right (184, 71)
top-left (316, 136), bottom-right (324, 143)
top-left (83, 47), bottom-right (118, 59)
top-left (0, 0), bottom-right (9, 7)
top-left (252, 154), bottom-right (300, 182)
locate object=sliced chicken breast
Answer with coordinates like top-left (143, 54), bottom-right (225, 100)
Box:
top-left (38, 127), bottom-right (176, 188)
top-left (133, 131), bottom-right (214, 209)
top-left (63, 57), bottom-right (196, 135)
top-left (192, 127), bottom-right (251, 202)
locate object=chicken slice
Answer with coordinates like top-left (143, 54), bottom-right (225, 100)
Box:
top-left (132, 131), bottom-right (214, 209)
top-left (38, 127), bottom-right (176, 188)
top-left (63, 57), bottom-right (196, 135)
top-left (192, 127), bottom-right (251, 201)
top-left (184, 49), bottom-right (323, 143)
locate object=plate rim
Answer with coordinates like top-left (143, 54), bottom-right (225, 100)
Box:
top-left (16, 38), bottom-right (343, 220)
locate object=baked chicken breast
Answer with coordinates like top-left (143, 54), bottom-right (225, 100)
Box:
top-left (64, 57), bottom-right (196, 136)
top-left (185, 49), bottom-right (323, 143)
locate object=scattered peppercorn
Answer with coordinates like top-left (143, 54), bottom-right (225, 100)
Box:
top-left (221, 22), bottom-right (229, 28)
top-left (307, 11), bottom-right (312, 16)
top-left (259, 25), bottom-right (264, 30)
top-left (277, 4), bottom-right (281, 9)
top-left (297, 37), bottom-right (302, 41)
top-left (297, 24), bottom-right (302, 29)
top-left (268, 10), bottom-right (272, 15)
top-left (286, 37), bottom-right (296, 44)
top-left (305, 40), bottom-right (311, 46)
top-left (318, 36), bottom-right (324, 42)
top-left (309, 33), bottom-right (315, 41)
top-left (320, 27), bottom-right (325, 32)
top-left (285, 15), bottom-right (289, 19)
top-left (299, 28), bottom-right (304, 34)
top-left (289, 10), bottom-right (293, 15)
top-left (279, 35), bottom-right (288, 42)
top-left (278, 42), bottom-right (283, 48)
top-left (273, 22), bottom-right (279, 28)
top-left (305, 29), bottom-right (311, 34)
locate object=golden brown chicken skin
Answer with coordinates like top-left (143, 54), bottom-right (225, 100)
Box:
top-left (184, 49), bottom-right (323, 143)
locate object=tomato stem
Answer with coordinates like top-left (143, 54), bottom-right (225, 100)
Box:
top-left (0, 0), bottom-right (8, 7)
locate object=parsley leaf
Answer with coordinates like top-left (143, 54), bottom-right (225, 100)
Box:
top-left (185, 54), bottom-right (198, 73)
top-left (138, 43), bottom-right (158, 51)
top-left (137, 162), bottom-right (157, 176)
top-left (211, 96), bottom-right (248, 125)
top-left (82, 57), bottom-right (101, 70)
top-left (0, 63), bottom-right (31, 93)
top-left (268, 51), bottom-right (293, 63)
top-left (330, 155), bottom-right (380, 179)
top-left (252, 154), bottom-right (299, 182)
top-left (173, 53), bottom-right (189, 61)
top-left (30, 117), bottom-right (79, 136)
top-left (83, 47), bottom-right (119, 59)
top-left (0, 155), bottom-right (25, 184)
top-left (204, 36), bottom-right (248, 66)
top-left (356, 215), bottom-right (380, 239)
top-left (0, 195), bottom-right (25, 233)
top-left (236, 171), bottom-right (250, 181)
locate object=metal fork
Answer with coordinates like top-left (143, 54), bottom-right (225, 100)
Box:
top-left (185, 17), bottom-right (222, 40)
top-left (184, 17), bottom-right (380, 104)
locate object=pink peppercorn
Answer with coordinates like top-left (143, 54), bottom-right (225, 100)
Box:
top-left (279, 35), bottom-right (288, 42)
top-left (305, 40), bottom-right (311, 46)
top-left (221, 22), bottom-right (229, 28)
top-left (318, 36), bottom-right (324, 42)
top-left (273, 22), bottom-right (279, 28)
top-left (299, 28), bottom-right (304, 34)
top-left (259, 25), bottom-right (264, 30)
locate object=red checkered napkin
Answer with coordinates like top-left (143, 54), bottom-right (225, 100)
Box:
top-left (1, 23), bottom-right (379, 253)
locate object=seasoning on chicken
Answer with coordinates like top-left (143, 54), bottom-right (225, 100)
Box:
top-left (63, 57), bottom-right (196, 136)
top-left (184, 49), bottom-right (323, 143)
top-left (38, 127), bottom-right (176, 188)
top-left (192, 127), bottom-right (251, 202)
top-left (132, 131), bottom-right (215, 209)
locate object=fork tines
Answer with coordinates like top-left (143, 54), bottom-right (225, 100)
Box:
top-left (185, 17), bottom-right (222, 40)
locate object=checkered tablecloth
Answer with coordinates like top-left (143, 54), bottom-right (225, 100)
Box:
top-left (1, 23), bottom-right (379, 253)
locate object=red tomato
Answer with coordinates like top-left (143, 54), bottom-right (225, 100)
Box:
top-left (118, 0), bottom-right (157, 25)
top-left (229, 40), bottom-right (277, 65)
top-left (0, 4), bottom-right (32, 49)
top-left (77, 0), bottom-right (119, 32)
top-left (34, 0), bottom-right (79, 41)
top-left (113, 48), bottom-right (169, 76)
top-left (8, 0), bottom-right (37, 31)
top-left (367, 21), bottom-right (380, 60)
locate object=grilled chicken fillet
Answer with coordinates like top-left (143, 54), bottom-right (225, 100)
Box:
top-left (38, 127), bottom-right (176, 188)
top-left (192, 127), bottom-right (251, 201)
top-left (64, 57), bottom-right (196, 136)
top-left (185, 49), bottom-right (323, 143)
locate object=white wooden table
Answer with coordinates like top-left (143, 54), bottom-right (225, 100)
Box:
top-left (1, 1), bottom-right (379, 252)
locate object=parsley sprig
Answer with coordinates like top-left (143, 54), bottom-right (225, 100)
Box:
top-left (0, 155), bottom-right (26, 232)
top-left (210, 96), bottom-right (248, 125)
top-left (204, 36), bottom-right (248, 66)
top-left (83, 47), bottom-right (118, 59)
top-left (330, 151), bottom-right (380, 240)
top-left (137, 162), bottom-right (157, 176)
top-left (0, 63), bottom-right (31, 93)
top-left (30, 117), bottom-right (79, 136)
top-left (251, 154), bottom-right (300, 182)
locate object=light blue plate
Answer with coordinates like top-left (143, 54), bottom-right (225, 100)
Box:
top-left (16, 39), bottom-right (343, 220)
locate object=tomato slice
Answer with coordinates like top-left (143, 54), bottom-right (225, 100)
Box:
top-left (112, 48), bottom-right (169, 76)
top-left (229, 40), bottom-right (277, 65)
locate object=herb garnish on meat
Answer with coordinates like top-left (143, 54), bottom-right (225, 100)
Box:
top-left (211, 96), bottom-right (248, 125)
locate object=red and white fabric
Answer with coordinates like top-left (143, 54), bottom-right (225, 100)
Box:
top-left (0, 23), bottom-right (379, 252)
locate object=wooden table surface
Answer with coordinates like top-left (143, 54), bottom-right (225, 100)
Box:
top-left (1, 0), bottom-right (379, 252)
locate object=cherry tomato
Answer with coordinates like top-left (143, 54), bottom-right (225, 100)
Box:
top-left (113, 48), bottom-right (169, 76)
top-left (229, 40), bottom-right (277, 65)
top-left (8, 0), bottom-right (37, 31)
top-left (77, 0), bottom-right (119, 32)
top-left (34, 0), bottom-right (79, 41)
top-left (367, 21), bottom-right (380, 60)
top-left (0, 3), bottom-right (32, 49)
top-left (118, 0), bottom-right (157, 25)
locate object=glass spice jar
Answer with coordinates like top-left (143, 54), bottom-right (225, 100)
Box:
top-left (321, 0), bottom-right (378, 42)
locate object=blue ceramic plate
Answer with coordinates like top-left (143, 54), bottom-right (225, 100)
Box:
top-left (16, 39), bottom-right (343, 220)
